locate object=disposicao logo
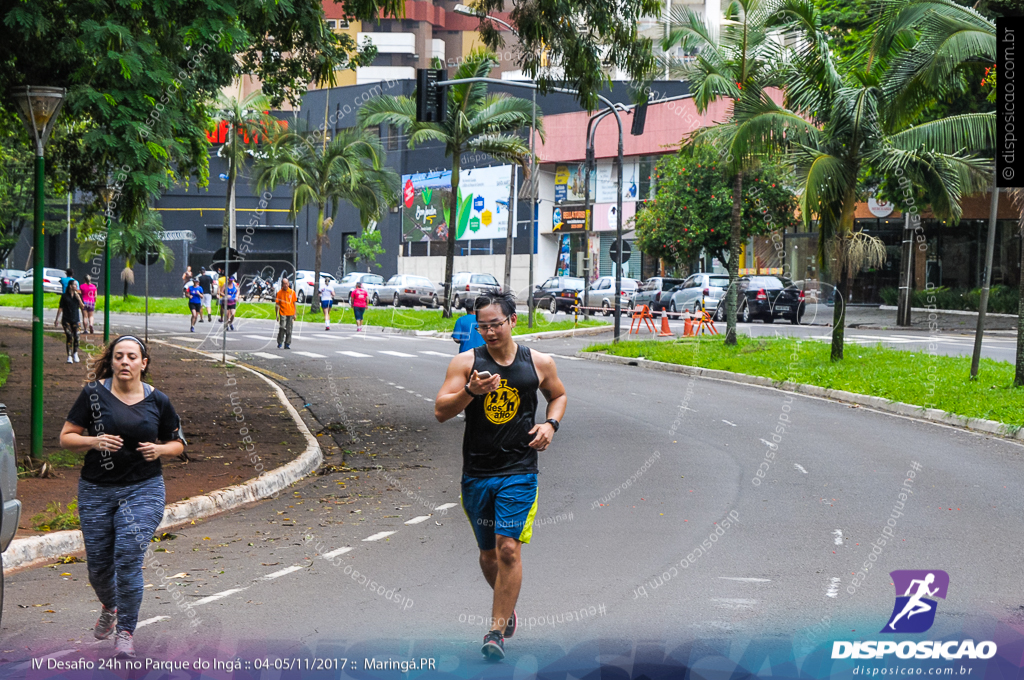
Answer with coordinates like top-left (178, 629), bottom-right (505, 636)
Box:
top-left (831, 570), bottom-right (997, 661)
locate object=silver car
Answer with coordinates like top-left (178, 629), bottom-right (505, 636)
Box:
top-left (0, 269), bottom-right (25, 294)
top-left (588, 276), bottom-right (639, 315)
top-left (376, 274), bottom-right (440, 307)
top-left (451, 272), bottom-right (501, 310)
top-left (631, 277), bottom-right (685, 313)
top-left (332, 272), bottom-right (385, 303)
top-left (12, 268), bottom-right (65, 295)
top-left (1, 402), bottom-right (23, 625)
top-left (666, 273), bottom-right (731, 315)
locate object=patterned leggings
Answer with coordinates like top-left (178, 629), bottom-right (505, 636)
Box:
top-left (78, 475), bottom-right (166, 633)
top-left (62, 321), bottom-right (79, 356)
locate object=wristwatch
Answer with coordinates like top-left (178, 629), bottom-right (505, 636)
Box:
top-left (465, 383), bottom-right (479, 398)
top-left (545, 418), bottom-right (560, 432)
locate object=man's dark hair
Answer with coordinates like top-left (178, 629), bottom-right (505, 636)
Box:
top-left (474, 290), bottom-right (517, 317)
top-left (65, 268), bottom-right (73, 276)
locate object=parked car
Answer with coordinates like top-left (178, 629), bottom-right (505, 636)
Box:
top-left (0, 269), bottom-right (25, 294)
top-left (666, 273), bottom-right (731, 315)
top-left (376, 274), bottom-right (440, 307)
top-left (631, 277), bottom-right (685, 313)
top-left (533, 276), bottom-right (585, 314)
top-left (332, 272), bottom-right (385, 303)
top-left (451, 272), bottom-right (501, 310)
top-left (11, 268), bottom-right (64, 295)
top-left (588, 276), bottom-right (639, 315)
top-left (275, 271), bottom-right (336, 304)
top-left (0, 402), bottom-right (23, 627)
top-left (727, 275), bottom-right (806, 324)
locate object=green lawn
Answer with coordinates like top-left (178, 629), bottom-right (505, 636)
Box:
top-left (0, 352), bottom-right (9, 389)
top-left (0, 293), bottom-right (608, 335)
top-left (585, 335), bottom-right (1024, 428)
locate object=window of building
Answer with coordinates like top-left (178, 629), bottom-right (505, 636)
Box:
top-left (387, 124), bottom-right (399, 151)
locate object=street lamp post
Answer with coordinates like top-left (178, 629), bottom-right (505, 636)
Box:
top-left (12, 85), bottom-right (66, 461)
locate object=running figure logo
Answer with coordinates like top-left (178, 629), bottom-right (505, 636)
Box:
top-left (881, 570), bottom-right (949, 633)
top-left (483, 380), bottom-right (520, 425)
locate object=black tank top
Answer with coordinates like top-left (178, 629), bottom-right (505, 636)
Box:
top-left (462, 344), bottom-right (540, 477)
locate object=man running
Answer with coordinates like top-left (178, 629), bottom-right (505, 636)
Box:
top-left (434, 291), bottom-right (567, 661)
top-left (197, 267), bottom-right (213, 322)
top-left (187, 278), bottom-right (203, 332)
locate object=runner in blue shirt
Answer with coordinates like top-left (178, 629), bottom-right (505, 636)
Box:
top-left (224, 276), bottom-right (239, 331)
top-left (453, 311), bottom-right (486, 353)
top-left (187, 279), bottom-right (203, 332)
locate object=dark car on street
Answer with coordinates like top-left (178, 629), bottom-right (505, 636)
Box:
top-left (534, 276), bottom-right (585, 314)
top-left (631, 277), bottom-right (685, 313)
top-left (730, 275), bottom-right (806, 324)
top-left (0, 269), bottom-right (25, 294)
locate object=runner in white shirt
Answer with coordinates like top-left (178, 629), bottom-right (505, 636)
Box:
top-left (319, 278), bottom-right (334, 330)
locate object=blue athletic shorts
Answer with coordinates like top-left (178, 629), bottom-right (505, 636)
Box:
top-left (461, 473), bottom-right (539, 550)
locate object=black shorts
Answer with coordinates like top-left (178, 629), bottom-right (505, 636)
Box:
top-left (353, 306), bottom-right (365, 321)
top-left (189, 301), bottom-right (202, 312)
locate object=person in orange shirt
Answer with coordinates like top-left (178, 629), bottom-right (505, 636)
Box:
top-left (275, 278), bottom-right (297, 349)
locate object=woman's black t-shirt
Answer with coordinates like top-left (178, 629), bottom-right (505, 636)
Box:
top-left (66, 382), bottom-right (186, 486)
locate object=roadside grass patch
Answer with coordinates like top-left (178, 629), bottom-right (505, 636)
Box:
top-left (32, 498), bottom-right (80, 532)
top-left (584, 335), bottom-right (1024, 426)
top-left (0, 351), bottom-right (9, 389)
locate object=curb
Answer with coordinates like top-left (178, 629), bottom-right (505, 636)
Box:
top-left (878, 305), bottom-right (1015, 319)
top-left (577, 351), bottom-right (1024, 443)
top-left (2, 344), bottom-right (323, 573)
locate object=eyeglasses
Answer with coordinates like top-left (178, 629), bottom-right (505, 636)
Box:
top-left (476, 315), bottom-right (510, 332)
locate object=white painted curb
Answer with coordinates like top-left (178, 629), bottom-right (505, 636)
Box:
top-left (579, 351), bottom-right (1024, 442)
top-left (2, 351), bottom-right (322, 573)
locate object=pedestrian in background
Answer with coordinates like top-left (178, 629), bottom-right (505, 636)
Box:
top-left (224, 275), bottom-right (239, 331)
top-left (180, 265), bottom-right (192, 297)
top-left (319, 277), bottom-right (334, 331)
top-left (453, 307), bottom-right (486, 353)
top-left (60, 267), bottom-right (76, 294)
top-left (55, 279), bottom-right (86, 363)
top-left (59, 335), bottom-right (187, 659)
top-left (350, 280), bottom-right (368, 332)
top-left (197, 267), bottom-right (213, 322)
top-left (275, 278), bottom-right (297, 349)
top-left (80, 274), bottom-right (98, 335)
top-left (187, 278), bottom-right (203, 332)
top-left (216, 268), bottom-right (226, 323)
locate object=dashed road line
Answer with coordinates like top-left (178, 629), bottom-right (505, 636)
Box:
top-left (136, 615), bottom-right (172, 629)
top-left (193, 587), bottom-right (249, 605)
top-left (434, 503), bottom-right (458, 511)
top-left (245, 334), bottom-right (272, 340)
top-left (363, 531), bottom-right (397, 542)
top-left (249, 351), bottom-right (282, 360)
top-left (718, 577), bottom-right (771, 583)
top-left (322, 547), bottom-right (354, 559)
top-left (826, 577), bottom-right (841, 598)
top-left (405, 516), bottom-right (432, 525)
top-left (262, 565), bottom-right (305, 580)
top-left (419, 351), bottom-right (451, 357)
top-left (832, 530), bottom-right (843, 545)
top-left (722, 420), bottom-right (737, 427)
top-left (338, 350), bottom-right (372, 358)
top-left (379, 350), bottom-right (417, 358)
top-left (292, 351), bottom-right (327, 358)
top-left (794, 463), bottom-right (808, 474)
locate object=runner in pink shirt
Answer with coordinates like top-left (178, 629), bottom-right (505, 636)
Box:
top-left (80, 275), bottom-right (98, 335)
top-left (350, 281), bottom-right (369, 332)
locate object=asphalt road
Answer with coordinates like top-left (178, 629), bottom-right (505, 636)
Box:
top-left (0, 308), bottom-right (1021, 675)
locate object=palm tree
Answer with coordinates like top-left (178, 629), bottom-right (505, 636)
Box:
top-left (212, 89), bottom-right (281, 249)
top-left (79, 210), bottom-right (174, 299)
top-left (662, 0), bottom-right (794, 346)
top-left (769, 0), bottom-right (992, 360)
top-left (359, 49), bottom-right (540, 316)
top-left (251, 125), bottom-right (399, 304)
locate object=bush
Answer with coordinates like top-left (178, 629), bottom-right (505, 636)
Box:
top-left (32, 499), bottom-right (80, 532)
top-left (879, 285), bottom-right (1018, 314)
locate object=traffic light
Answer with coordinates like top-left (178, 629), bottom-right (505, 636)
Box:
top-left (416, 69), bottom-right (448, 123)
top-left (630, 102), bottom-right (648, 136)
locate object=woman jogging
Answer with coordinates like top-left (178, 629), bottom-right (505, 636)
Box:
top-left (224, 275), bottom-right (239, 331)
top-left (59, 335), bottom-right (186, 659)
top-left (187, 278), bottom-right (203, 332)
top-left (54, 279), bottom-right (86, 363)
top-left (80, 275), bottom-right (98, 335)
top-left (319, 277), bottom-right (334, 330)
top-left (350, 280), bottom-right (368, 332)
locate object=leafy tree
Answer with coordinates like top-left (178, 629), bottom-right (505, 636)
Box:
top-left (633, 144), bottom-right (798, 273)
top-left (252, 125), bottom-right (399, 305)
top-left (212, 89), bottom-right (280, 249)
top-left (359, 50), bottom-right (540, 317)
top-left (348, 228), bottom-right (384, 273)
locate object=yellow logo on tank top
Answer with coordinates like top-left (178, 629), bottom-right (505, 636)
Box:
top-left (484, 379), bottom-right (520, 425)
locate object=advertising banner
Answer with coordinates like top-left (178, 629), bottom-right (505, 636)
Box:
top-left (401, 166), bottom-right (516, 242)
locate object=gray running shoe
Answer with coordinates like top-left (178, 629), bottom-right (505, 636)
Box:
top-left (94, 606), bottom-right (117, 639)
top-left (113, 630), bottom-right (135, 658)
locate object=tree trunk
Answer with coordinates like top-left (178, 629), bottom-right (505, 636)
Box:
top-left (1015, 232), bottom-right (1024, 386)
top-left (221, 131), bottom-right (234, 249)
top-left (831, 258), bottom-right (846, 361)
top-left (725, 172), bottom-right (743, 346)
top-left (443, 153), bottom-right (461, 318)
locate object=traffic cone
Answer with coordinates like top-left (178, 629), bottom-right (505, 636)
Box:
top-left (683, 313), bottom-right (695, 337)
top-left (659, 311), bottom-right (673, 337)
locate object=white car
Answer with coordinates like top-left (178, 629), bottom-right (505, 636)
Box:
top-left (275, 271), bottom-right (336, 304)
top-left (12, 268), bottom-right (65, 295)
top-left (375, 274), bottom-right (440, 307)
top-left (332, 272), bottom-right (385, 303)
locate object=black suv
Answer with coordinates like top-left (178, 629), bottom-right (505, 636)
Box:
top-left (534, 276), bottom-right (585, 314)
top-left (733, 275), bottom-right (806, 324)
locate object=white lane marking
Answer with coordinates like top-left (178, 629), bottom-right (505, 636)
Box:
top-left (395, 385), bottom-right (404, 389)
top-left (718, 577), bottom-right (771, 582)
top-left (405, 516), bottom-right (431, 525)
top-left (136, 615), bottom-right (172, 629)
top-left (193, 587), bottom-right (249, 605)
top-left (262, 565), bottom-right (304, 580)
top-left (209, 336), bottom-right (239, 342)
top-left (387, 382), bottom-right (395, 385)
top-left (171, 336), bottom-right (203, 342)
top-left (794, 463), bottom-right (808, 474)
top-left (322, 547), bottom-right (353, 559)
top-left (826, 577), bottom-right (841, 598)
top-left (379, 350), bottom-right (417, 358)
top-left (314, 334), bottom-right (341, 339)
top-left (291, 350), bottom-right (327, 358)
top-left (420, 351), bottom-right (451, 357)
top-left (423, 398), bottom-right (433, 402)
top-left (245, 334), bottom-right (272, 340)
top-left (249, 351), bottom-right (282, 360)
top-left (833, 530), bottom-right (843, 545)
top-left (721, 419), bottom-right (737, 427)
top-left (435, 503), bottom-right (458, 511)
top-left (711, 598), bottom-right (757, 609)
top-left (363, 531), bottom-right (397, 542)
top-left (338, 350), bottom-right (372, 358)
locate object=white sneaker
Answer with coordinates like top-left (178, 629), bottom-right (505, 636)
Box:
top-left (66, 355), bottom-right (74, 364)
top-left (73, 352), bottom-right (80, 363)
